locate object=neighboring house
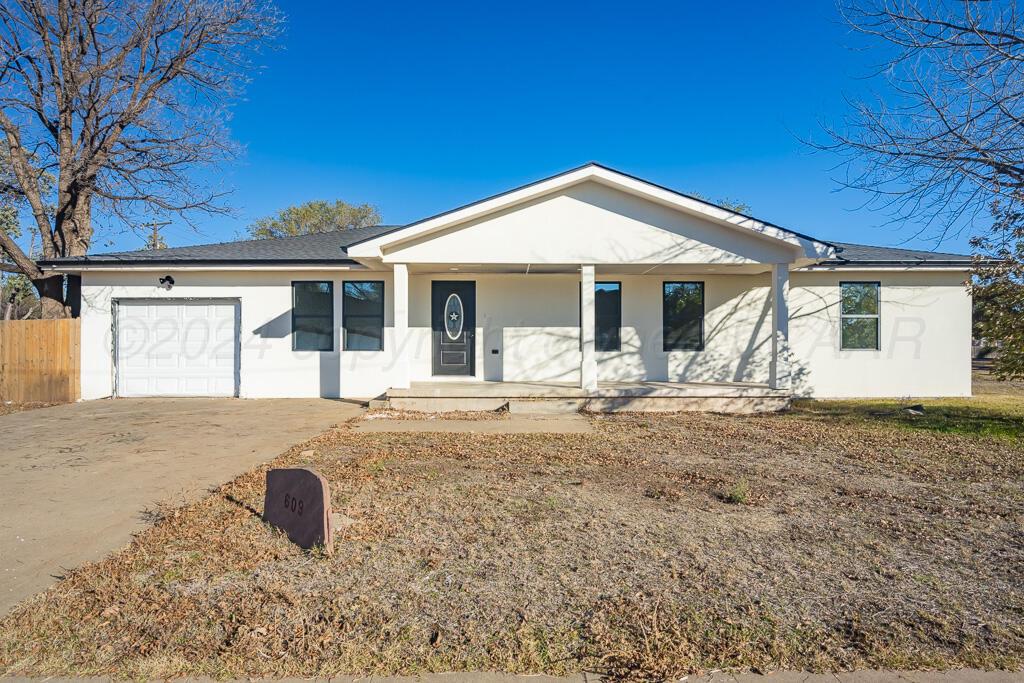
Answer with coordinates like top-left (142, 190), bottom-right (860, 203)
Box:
top-left (43, 163), bottom-right (974, 409)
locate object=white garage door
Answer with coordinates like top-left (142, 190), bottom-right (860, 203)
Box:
top-left (116, 300), bottom-right (239, 397)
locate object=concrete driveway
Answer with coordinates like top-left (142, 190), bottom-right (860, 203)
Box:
top-left (0, 398), bottom-right (362, 615)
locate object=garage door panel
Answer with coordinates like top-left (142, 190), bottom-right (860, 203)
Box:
top-left (122, 354), bottom-right (149, 368)
top-left (152, 354), bottom-right (178, 369)
top-left (121, 324), bottom-right (147, 340)
top-left (153, 376), bottom-right (183, 394)
top-left (116, 300), bottom-right (239, 397)
top-left (183, 306), bottom-right (208, 320)
top-left (183, 377), bottom-right (214, 394)
top-left (122, 377), bottom-right (150, 395)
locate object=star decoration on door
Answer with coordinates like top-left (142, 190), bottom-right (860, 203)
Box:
top-left (443, 292), bottom-right (464, 341)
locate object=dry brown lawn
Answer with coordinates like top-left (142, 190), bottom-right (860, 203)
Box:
top-left (1, 386), bottom-right (1022, 680)
top-left (0, 400), bottom-right (61, 416)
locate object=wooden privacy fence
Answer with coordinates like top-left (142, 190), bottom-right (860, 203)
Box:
top-left (0, 319), bottom-right (81, 403)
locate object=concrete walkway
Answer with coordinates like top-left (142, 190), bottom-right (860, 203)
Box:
top-left (354, 413), bottom-right (593, 434)
top-left (3, 669), bottom-right (1022, 682)
top-left (0, 398), bottom-right (362, 615)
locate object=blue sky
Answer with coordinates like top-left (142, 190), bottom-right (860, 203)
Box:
top-left (105, 0), bottom-right (974, 255)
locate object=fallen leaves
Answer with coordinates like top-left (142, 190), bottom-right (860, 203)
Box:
top-left (1, 407), bottom-right (1022, 680)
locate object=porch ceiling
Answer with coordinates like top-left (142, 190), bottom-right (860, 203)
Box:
top-left (404, 262), bottom-right (775, 275)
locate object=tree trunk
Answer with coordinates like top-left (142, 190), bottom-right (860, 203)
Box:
top-left (66, 274), bottom-right (81, 317)
top-left (30, 189), bottom-right (92, 319)
top-left (34, 274), bottom-right (68, 318)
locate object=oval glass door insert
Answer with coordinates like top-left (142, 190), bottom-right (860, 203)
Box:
top-left (444, 293), bottom-right (464, 340)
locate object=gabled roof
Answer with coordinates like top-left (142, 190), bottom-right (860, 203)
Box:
top-left (346, 162), bottom-right (838, 260)
top-left (41, 231), bottom-right (976, 270)
top-left (38, 166), bottom-right (978, 271)
top-left (39, 224), bottom-right (399, 268)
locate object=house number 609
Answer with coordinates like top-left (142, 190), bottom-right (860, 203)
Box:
top-left (283, 493), bottom-right (304, 516)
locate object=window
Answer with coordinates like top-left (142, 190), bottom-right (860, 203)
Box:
top-left (595, 282), bottom-right (621, 352)
top-left (840, 281), bottom-right (880, 350)
top-left (663, 281), bottom-right (704, 351)
top-left (343, 280), bottom-right (384, 351)
top-left (292, 281), bottom-right (334, 352)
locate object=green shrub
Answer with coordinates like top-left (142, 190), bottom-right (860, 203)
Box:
top-left (724, 479), bottom-right (750, 505)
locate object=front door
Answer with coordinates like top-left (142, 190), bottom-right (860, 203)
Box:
top-left (432, 280), bottom-right (475, 376)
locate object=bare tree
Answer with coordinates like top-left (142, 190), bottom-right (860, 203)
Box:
top-left (825, 0), bottom-right (1024, 378)
top-left (824, 0), bottom-right (1024, 241)
top-left (0, 0), bottom-right (281, 316)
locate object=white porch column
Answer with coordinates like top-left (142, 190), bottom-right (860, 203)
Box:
top-left (580, 264), bottom-right (598, 392)
top-left (769, 263), bottom-right (791, 391)
top-left (392, 263), bottom-right (411, 389)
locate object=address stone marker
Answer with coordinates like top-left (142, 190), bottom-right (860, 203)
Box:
top-left (263, 468), bottom-right (333, 553)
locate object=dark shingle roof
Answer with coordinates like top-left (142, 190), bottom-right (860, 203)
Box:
top-left (826, 242), bottom-right (974, 266)
top-left (39, 224), bottom-right (401, 267)
top-left (39, 225), bottom-right (975, 270)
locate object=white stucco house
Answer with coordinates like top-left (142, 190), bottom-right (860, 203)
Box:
top-left (43, 163), bottom-right (975, 411)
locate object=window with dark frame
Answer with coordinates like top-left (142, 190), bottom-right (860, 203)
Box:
top-left (840, 281), bottom-right (880, 350)
top-left (343, 280), bottom-right (385, 351)
top-left (595, 282), bottom-right (621, 352)
top-left (292, 281), bottom-right (334, 352)
top-left (663, 281), bottom-right (704, 351)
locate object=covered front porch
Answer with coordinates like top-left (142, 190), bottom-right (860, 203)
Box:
top-left (382, 379), bottom-right (792, 414)
top-left (344, 164), bottom-right (835, 408)
top-left (382, 262), bottom-right (798, 408)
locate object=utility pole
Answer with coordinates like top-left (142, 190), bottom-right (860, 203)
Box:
top-left (141, 221), bottom-right (172, 250)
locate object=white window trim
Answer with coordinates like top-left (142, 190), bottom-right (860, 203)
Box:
top-left (839, 281), bottom-right (881, 352)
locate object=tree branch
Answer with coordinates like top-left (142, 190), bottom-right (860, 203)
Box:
top-left (0, 113), bottom-right (54, 247)
top-left (0, 0), bottom-right (282, 315)
top-left (0, 226), bottom-right (42, 279)
top-left (821, 0), bottom-right (1024, 236)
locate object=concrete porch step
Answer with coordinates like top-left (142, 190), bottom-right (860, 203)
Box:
top-left (387, 395), bottom-right (791, 414)
top-left (388, 397), bottom-right (509, 412)
top-left (507, 398), bottom-right (584, 414)
top-left (384, 380), bottom-right (792, 414)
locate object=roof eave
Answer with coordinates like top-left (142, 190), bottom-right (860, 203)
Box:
top-left (40, 258), bottom-right (362, 271)
top-left (807, 259), bottom-right (976, 269)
